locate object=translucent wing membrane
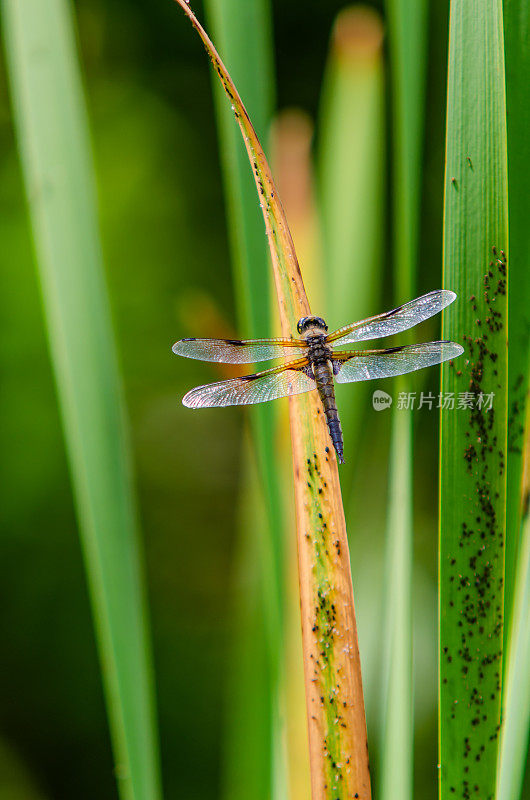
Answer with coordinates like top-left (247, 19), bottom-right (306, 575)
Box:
top-left (333, 341), bottom-right (464, 383)
top-left (182, 358), bottom-right (316, 408)
top-left (173, 337), bottom-right (306, 364)
top-left (327, 290), bottom-right (457, 347)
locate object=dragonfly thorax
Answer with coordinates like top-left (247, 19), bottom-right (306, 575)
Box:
top-left (297, 315), bottom-right (328, 336)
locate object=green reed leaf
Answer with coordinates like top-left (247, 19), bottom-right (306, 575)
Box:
top-left (380, 0), bottom-right (427, 797)
top-left (496, 485), bottom-right (530, 800)
top-left (1, 2), bottom-right (162, 799)
top-left (503, 0), bottom-right (530, 672)
top-left (439, 3), bottom-right (508, 799)
top-left (380, 406), bottom-right (413, 800)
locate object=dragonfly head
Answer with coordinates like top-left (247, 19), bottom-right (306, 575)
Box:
top-left (297, 316), bottom-right (328, 335)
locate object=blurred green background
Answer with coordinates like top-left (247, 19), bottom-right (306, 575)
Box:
top-left (0, 0), bottom-right (466, 798)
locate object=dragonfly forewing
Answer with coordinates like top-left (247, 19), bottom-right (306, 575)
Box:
top-left (327, 290), bottom-right (457, 348)
top-left (173, 336), bottom-right (307, 364)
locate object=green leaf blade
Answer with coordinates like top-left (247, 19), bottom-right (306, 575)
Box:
top-left (380, 405), bottom-right (413, 800)
top-left (440, 3), bottom-right (509, 799)
top-left (380, 1), bottom-right (427, 797)
top-left (1, 2), bottom-right (162, 799)
top-left (503, 0), bottom-right (530, 669)
top-left (496, 496), bottom-right (530, 800)
top-left (385, 0), bottom-right (428, 299)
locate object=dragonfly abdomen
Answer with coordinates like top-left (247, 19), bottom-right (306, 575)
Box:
top-left (313, 359), bottom-right (345, 464)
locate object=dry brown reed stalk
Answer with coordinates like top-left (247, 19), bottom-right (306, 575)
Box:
top-left (174, 2), bottom-right (371, 796)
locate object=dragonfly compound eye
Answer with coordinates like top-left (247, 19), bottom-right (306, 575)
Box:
top-left (297, 317), bottom-right (309, 334)
top-left (297, 316), bottom-right (328, 334)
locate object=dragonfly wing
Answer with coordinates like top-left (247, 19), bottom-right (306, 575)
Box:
top-left (327, 290), bottom-right (457, 347)
top-left (183, 358), bottom-right (316, 408)
top-left (333, 341), bottom-right (464, 383)
top-left (173, 337), bottom-right (306, 364)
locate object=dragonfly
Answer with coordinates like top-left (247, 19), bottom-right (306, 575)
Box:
top-left (173, 289), bottom-right (464, 464)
